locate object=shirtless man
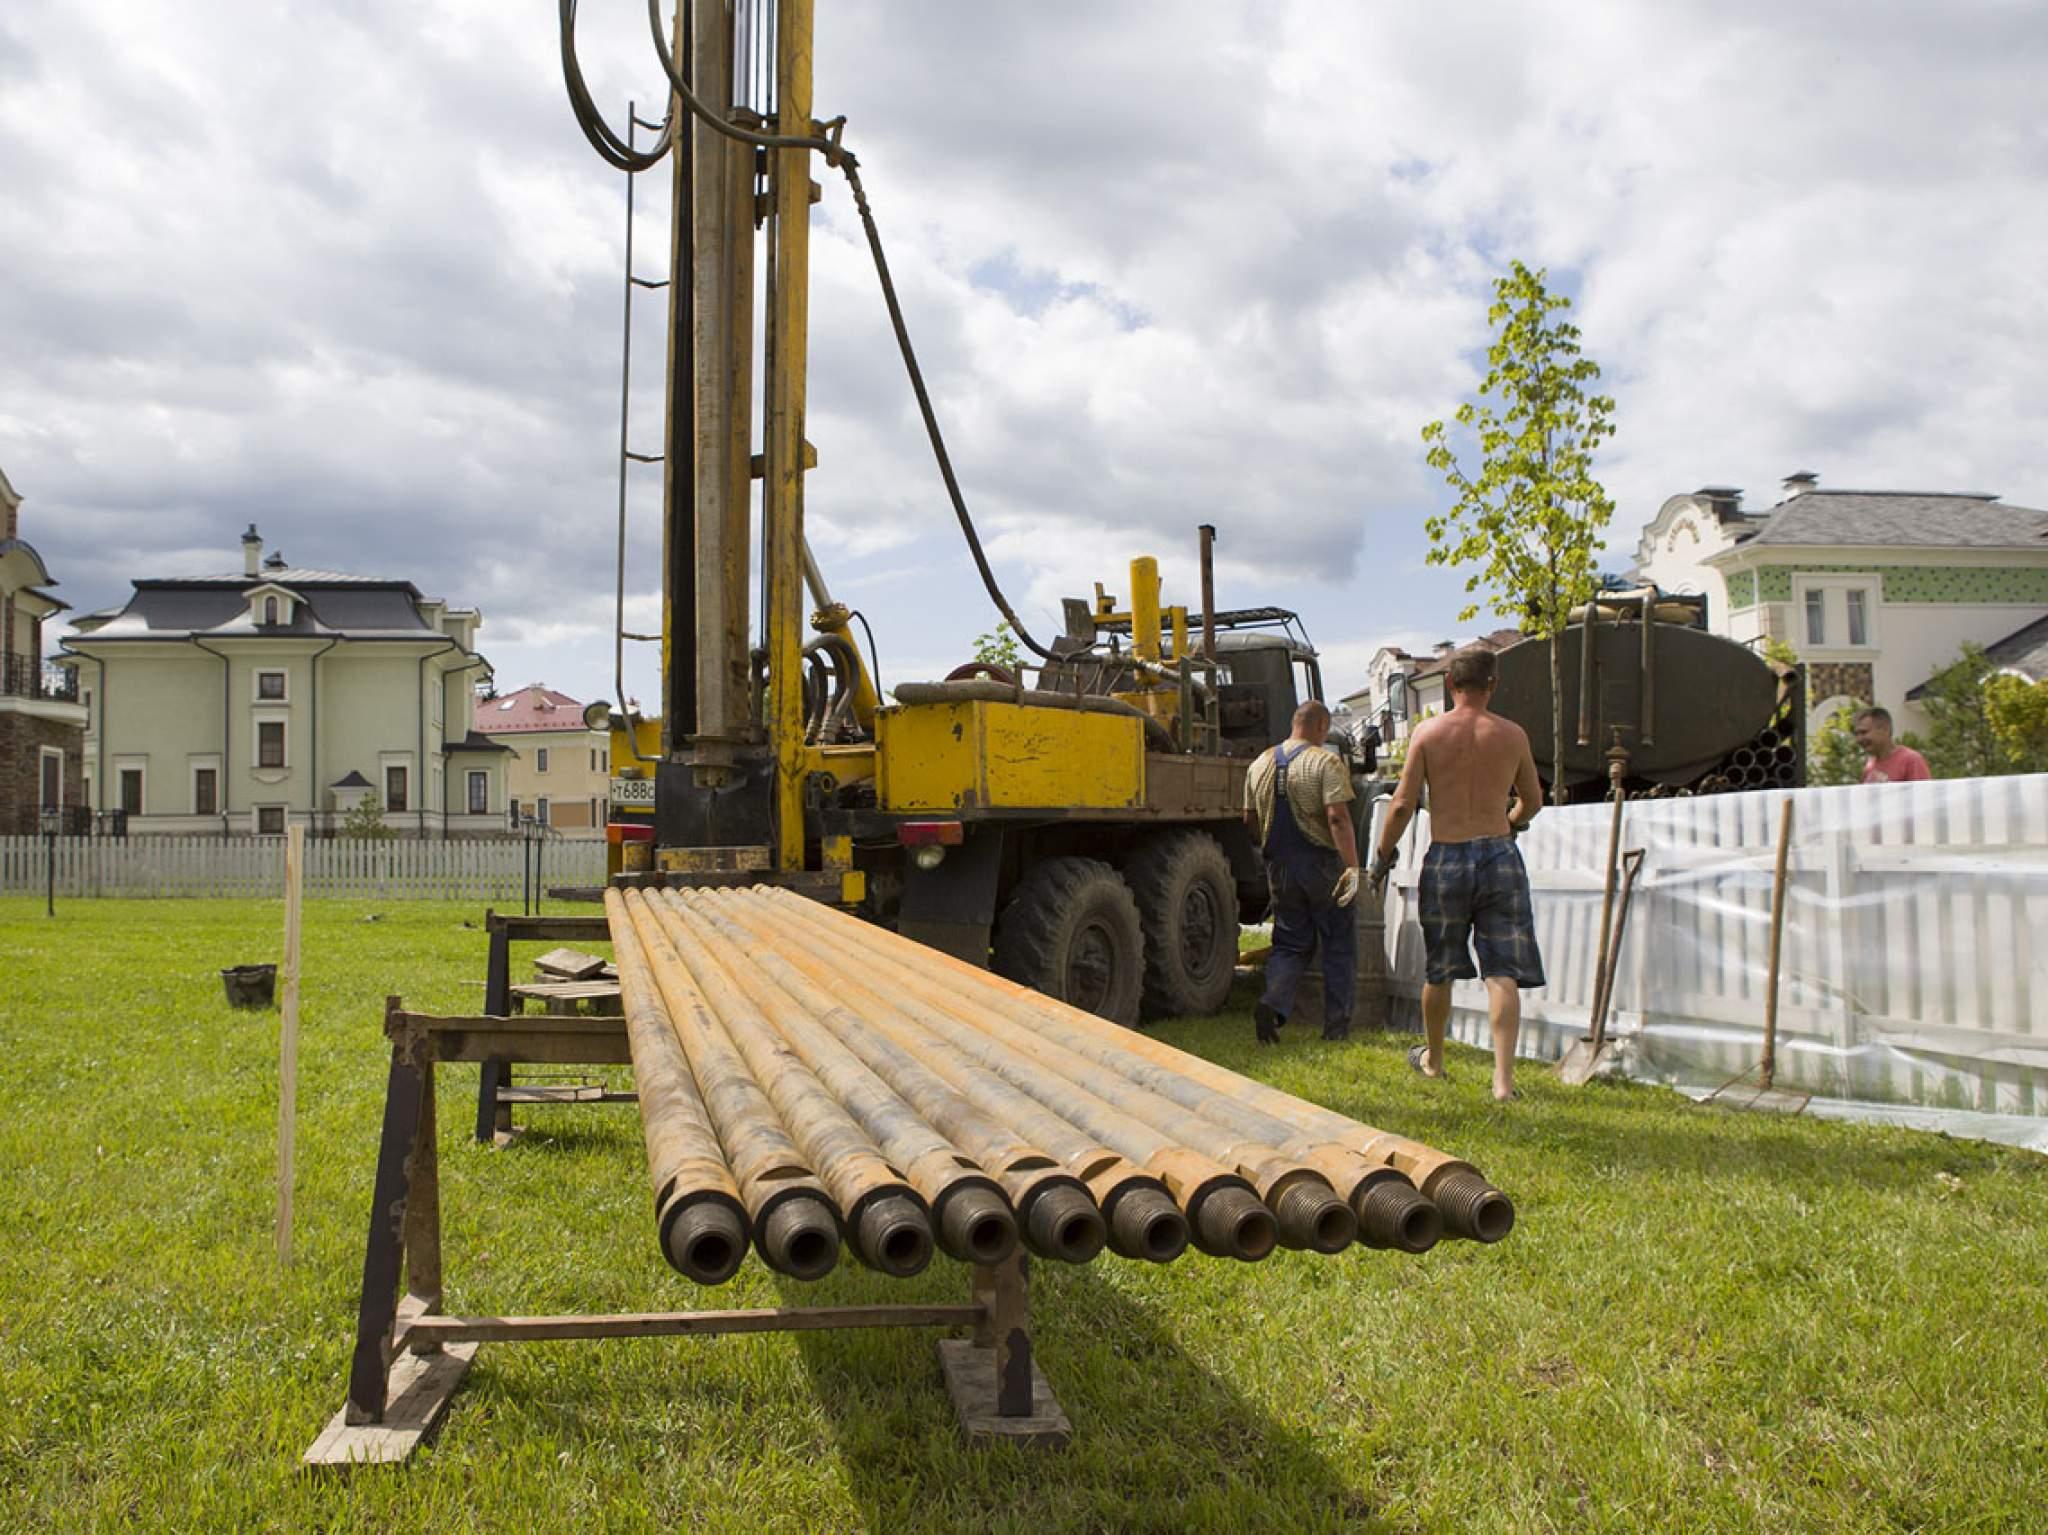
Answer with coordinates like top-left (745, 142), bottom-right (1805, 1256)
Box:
top-left (1369, 647), bottom-right (1545, 1101)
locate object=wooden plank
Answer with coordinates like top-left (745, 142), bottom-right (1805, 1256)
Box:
top-left (279, 823), bottom-right (304, 1264)
top-left (303, 1342), bottom-right (478, 1468)
top-left (403, 1303), bottom-right (983, 1344)
top-left (936, 1338), bottom-right (1072, 1448)
top-left (532, 947), bottom-right (609, 981)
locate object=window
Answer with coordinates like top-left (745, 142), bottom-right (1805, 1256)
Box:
top-left (257, 670), bottom-right (286, 701)
top-left (602, 749), bottom-right (609, 772)
top-left (386, 765), bottom-right (408, 813)
top-left (258, 720), bottom-right (286, 768)
top-left (40, 749), bottom-right (63, 812)
top-left (536, 796), bottom-right (550, 826)
top-left (536, 747), bottom-right (549, 774)
top-left (588, 796), bottom-right (599, 826)
top-left (589, 748), bottom-right (597, 772)
top-left (1846, 589), bottom-right (1869, 647)
top-left (467, 770), bottom-right (488, 815)
top-left (263, 596), bottom-right (280, 625)
top-left (1804, 589), bottom-right (1826, 646)
top-left (257, 806), bottom-right (286, 836)
top-left (194, 768), bottom-right (218, 817)
top-left (120, 768), bottom-right (144, 815)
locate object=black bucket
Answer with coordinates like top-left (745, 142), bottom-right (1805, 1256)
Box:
top-left (221, 964), bottom-right (277, 1008)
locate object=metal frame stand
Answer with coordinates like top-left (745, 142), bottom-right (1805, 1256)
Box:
top-left (306, 1001), bottom-right (1068, 1468)
top-left (476, 910), bottom-right (622, 1145)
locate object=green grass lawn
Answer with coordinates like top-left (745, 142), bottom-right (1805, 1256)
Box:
top-left (3, 898), bottom-right (2045, 1533)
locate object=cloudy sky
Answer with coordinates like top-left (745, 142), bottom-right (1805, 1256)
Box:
top-left (6, 1), bottom-right (2045, 709)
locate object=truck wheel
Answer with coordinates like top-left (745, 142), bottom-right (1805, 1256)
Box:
top-left (1124, 831), bottom-right (1238, 1019)
top-left (993, 857), bottom-right (1145, 1027)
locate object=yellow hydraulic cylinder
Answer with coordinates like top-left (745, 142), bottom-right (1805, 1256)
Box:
top-left (1130, 556), bottom-right (1161, 664)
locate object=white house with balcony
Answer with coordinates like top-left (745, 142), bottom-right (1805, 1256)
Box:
top-left (61, 525), bottom-right (511, 838)
top-left (1632, 473), bottom-right (2048, 733)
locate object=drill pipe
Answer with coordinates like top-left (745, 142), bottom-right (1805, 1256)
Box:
top-left (606, 891), bottom-right (750, 1283)
top-left (689, 890), bottom-right (1107, 1263)
top-left (641, 894), bottom-right (936, 1277)
top-left (616, 891), bottom-right (842, 1278)
top-left (738, 893), bottom-right (1278, 1261)
top-left (762, 891), bottom-right (1353, 1255)
top-left (709, 892), bottom-right (1193, 1261)
top-left (767, 888), bottom-right (1505, 1245)
top-left (664, 891), bottom-right (1020, 1266)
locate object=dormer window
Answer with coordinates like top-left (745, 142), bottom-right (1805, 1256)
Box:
top-left (263, 596), bottom-right (280, 626)
top-left (245, 582), bottom-right (297, 628)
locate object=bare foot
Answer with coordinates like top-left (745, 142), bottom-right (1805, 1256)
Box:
top-left (1408, 1045), bottom-right (1446, 1080)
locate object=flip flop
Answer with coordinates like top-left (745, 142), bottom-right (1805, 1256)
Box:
top-left (1407, 1045), bottom-right (1444, 1081)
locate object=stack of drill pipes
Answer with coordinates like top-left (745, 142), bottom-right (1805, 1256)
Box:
top-left (756, 891), bottom-right (1355, 1255)
top-left (662, 889), bottom-right (1019, 1267)
top-left (765, 887), bottom-right (1514, 1243)
top-left (615, 890), bottom-right (841, 1280)
top-left (640, 892), bottom-right (936, 1278)
top-left (729, 891), bottom-right (1285, 1263)
top-left (766, 892), bottom-right (1435, 1251)
top-left (680, 889), bottom-right (1108, 1264)
top-left (710, 895), bottom-right (1188, 1265)
top-left (606, 890), bottom-right (750, 1284)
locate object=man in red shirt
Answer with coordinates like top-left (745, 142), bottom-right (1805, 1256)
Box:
top-left (1852, 706), bottom-right (1932, 784)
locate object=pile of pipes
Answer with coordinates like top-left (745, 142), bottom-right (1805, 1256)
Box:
top-left (607, 886), bottom-right (1515, 1285)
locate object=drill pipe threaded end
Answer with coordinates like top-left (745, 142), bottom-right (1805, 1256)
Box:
top-left (1193, 1185), bottom-right (1278, 1262)
top-left (1427, 1169), bottom-right (1516, 1244)
top-left (759, 1195), bottom-right (842, 1282)
top-left (663, 1198), bottom-right (748, 1285)
top-left (1272, 1179), bottom-right (1357, 1254)
top-left (1355, 1178), bottom-right (1443, 1253)
top-left (936, 1183), bottom-right (1019, 1266)
top-left (855, 1193), bottom-right (934, 1278)
top-left (1106, 1186), bottom-right (1188, 1264)
top-left (1022, 1183), bottom-right (1107, 1264)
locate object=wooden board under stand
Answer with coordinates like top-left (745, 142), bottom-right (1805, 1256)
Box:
top-left (533, 946), bottom-right (610, 981)
top-left (305, 1003), bottom-right (1070, 1468)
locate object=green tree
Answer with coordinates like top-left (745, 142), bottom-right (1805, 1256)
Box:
top-left (1422, 261), bottom-right (1617, 801)
top-left (1913, 644), bottom-right (2007, 779)
top-left (1807, 704), bottom-right (1866, 787)
top-left (972, 622), bottom-right (1023, 672)
top-left (339, 794), bottom-right (395, 841)
top-left (1983, 673), bottom-right (2048, 772)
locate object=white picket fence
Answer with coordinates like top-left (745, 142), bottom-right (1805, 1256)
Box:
top-left (0, 835), bottom-right (608, 901)
top-left (1372, 774), bottom-right (2048, 1117)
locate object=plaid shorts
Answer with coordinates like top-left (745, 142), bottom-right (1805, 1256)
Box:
top-left (1418, 836), bottom-right (1546, 988)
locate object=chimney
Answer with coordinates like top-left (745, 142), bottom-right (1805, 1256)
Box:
top-left (1782, 470), bottom-right (1819, 498)
top-left (242, 524), bottom-right (262, 576)
top-left (264, 550), bottom-right (287, 571)
top-left (1695, 485), bottom-right (1744, 521)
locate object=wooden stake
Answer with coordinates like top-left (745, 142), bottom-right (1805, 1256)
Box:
top-left (1759, 796), bottom-right (1795, 1091)
top-left (279, 821), bottom-right (304, 1264)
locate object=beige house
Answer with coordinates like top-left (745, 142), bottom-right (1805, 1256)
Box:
top-left (2, 466), bottom-right (89, 834)
top-left (1633, 473), bottom-right (2048, 734)
top-left (475, 683), bottom-right (610, 837)
top-left (61, 525), bottom-right (510, 838)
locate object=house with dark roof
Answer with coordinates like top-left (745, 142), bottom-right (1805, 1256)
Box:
top-left (60, 525), bottom-right (511, 838)
top-left (1632, 473), bottom-right (2048, 733)
top-left (473, 683), bottom-right (611, 838)
top-left (1342, 629), bottom-right (1526, 749)
top-left (1, 466), bottom-right (89, 835)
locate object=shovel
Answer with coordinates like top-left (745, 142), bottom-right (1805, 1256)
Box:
top-left (1557, 847), bottom-right (1645, 1086)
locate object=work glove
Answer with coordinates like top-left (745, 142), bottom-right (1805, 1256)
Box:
top-left (1332, 867), bottom-right (1360, 908)
top-left (1368, 848), bottom-right (1397, 901)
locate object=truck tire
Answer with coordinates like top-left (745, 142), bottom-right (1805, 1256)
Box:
top-left (993, 857), bottom-right (1145, 1027)
top-left (1124, 831), bottom-right (1238, 1019)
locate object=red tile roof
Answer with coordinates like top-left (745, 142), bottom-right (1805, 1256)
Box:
top-left (476, 684), bottom-right (590, 734)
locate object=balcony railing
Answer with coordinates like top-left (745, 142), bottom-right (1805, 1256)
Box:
top-left (1, 652), bottom-right (81, 702)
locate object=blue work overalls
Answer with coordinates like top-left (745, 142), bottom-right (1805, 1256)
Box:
top-left (1259, 744), bottom-right (1356, 1038)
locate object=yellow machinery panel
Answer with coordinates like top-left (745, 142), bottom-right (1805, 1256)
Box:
top-left (877, 701), bottom-right (1146, 813)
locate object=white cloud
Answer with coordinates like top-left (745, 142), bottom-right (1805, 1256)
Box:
top-left (7, 0), bottom-right (2044, 711)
